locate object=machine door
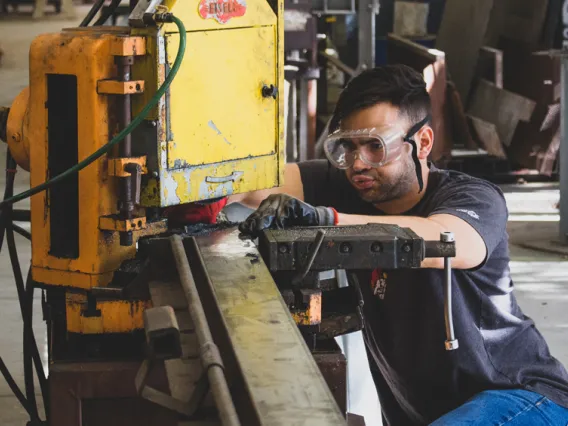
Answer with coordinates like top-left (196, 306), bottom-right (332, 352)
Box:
top-left (166, 26), bottom-right (278, 169)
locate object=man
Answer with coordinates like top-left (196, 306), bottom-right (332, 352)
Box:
top-left (230, 65), bottom-right (568, 425)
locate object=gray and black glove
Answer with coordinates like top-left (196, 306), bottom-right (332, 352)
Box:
top-left (238, 194), bottom-right (337, 237)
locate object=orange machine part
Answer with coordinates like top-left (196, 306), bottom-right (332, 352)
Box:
top-left (6, 87), bottom-right (31, 171)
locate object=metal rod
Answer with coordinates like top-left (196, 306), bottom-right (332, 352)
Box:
top-left (293, 230), bottom-right (326, 285)
top-left (441, 232), bottom-right (458, 351)
top-left (170, 235), bottom-right (241, 426)
top-left (357, 0), bottom-right (378, 72)
top-left (560, 48), bottom-right (568, 244)
top-left (117, 56), bottom-right (135, 246)
top-left (443, 258), bottom-right (455, 337)
top-left (79, 0), bottom-right (106, 27)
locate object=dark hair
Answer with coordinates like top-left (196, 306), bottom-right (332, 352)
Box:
top-left (329, 64), bottom-right (431, 132)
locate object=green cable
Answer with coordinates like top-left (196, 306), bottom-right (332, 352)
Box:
top-left (0, 15), bottom-right (187, 209)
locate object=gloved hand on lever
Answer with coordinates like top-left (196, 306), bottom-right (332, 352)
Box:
top-left (165, 197), bottom-right (228, 227)
top-left (238, 194), bottom-right (338, 237)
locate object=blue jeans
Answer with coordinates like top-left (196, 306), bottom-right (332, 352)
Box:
top-left (430, 389), bottom-right (568, 425)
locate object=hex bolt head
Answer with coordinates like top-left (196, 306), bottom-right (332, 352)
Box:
top-left (370, 242), bottom-right (382, 253)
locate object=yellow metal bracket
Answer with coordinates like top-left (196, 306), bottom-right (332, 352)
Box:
top-left (284, 289), bottom-right (322, 326)
top-left (108, 156), bottom-right (148, 177)
top-left (100, 215), bottom-right (147, 232)
top-left (98, 80), bottom-right (145, 95)
top-left (109, 36), bottom-right (147, 57)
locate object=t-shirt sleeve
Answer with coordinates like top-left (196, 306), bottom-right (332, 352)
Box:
top-left (427, 177), bottom-right (508, 262)
top-left (297, 160), bottom-right (338, 206)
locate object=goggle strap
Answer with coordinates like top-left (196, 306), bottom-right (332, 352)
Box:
top-left (404, 115), bottom-right (429, 194)
top-left (409, 140), bottom-right (424, 193)
top-left (406, 115), bottom-right (431, 139)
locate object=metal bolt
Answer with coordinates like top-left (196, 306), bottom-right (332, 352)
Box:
top-left (370, 242), bottom-right (382, 253)
top-left (339, 243), bottom-right (352, 254)
top-left (152, 171), bottom-right (159, 178)
top-left (402, 244), bottom-right (411, 253)
top-left (441, 232), bottom-right (455, 243)
top-left (278, 244), bottom-right (290, 254)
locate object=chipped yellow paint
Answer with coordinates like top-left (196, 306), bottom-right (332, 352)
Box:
top-left (165, 26), bottom-right (277, 167)
top-left (26, 31), bottom-right (141, 286)
top-left (32, 267), bottom-right (115, 289)
top-left (162, 0), bottom-right (276, 33)
top-left (66, 292), bottom-right (151, 334)
top-left (141, 177), bottom-right (160, 206)
top-left (134, 0), bottom-right (285, 207)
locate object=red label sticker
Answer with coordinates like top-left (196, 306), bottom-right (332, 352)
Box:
top-left (198, 0), bottom-right (247, 24)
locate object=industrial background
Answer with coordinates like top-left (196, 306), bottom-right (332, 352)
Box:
top-left (0, 0), bottom-right (566, 425)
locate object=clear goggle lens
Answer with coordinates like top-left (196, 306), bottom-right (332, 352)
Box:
top-left (323, 128), bottom-right (406, 169)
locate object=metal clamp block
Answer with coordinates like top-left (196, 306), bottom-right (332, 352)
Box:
top-left (99, 216), bottom-right (147, 232)
top-left (109, 36), bottom-right (147, 56)
top-left (144, 306), bottom-right (182, 360)
top-left (108, 156), bottom-right (148, 177)
top-left (97, 80), bottom-right (145, 95)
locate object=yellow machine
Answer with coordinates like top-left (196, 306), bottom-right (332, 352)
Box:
top-left (5, 0), bottom-right (284, 336)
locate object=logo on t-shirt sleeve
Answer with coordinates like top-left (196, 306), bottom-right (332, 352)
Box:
top-left (371, 268), bottom-right (388, 300)
top-left (456, 208), bottom-right (480, 220)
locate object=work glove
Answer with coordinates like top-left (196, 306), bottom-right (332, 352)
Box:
top-left (165, 197), bottom-right (228, 226)
top-left (238, 194), bottom-right (338, 237)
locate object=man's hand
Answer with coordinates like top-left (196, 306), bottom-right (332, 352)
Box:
top-left (238, 194), bottom-right (338, 237)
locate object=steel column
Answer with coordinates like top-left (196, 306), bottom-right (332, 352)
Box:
top-left (561, 1), bottom-right (568, 244)
top-left (357, 0), bottom-right (380, 72)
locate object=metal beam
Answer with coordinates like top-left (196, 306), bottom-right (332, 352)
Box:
top-left (357, 0), bottom-right (379, 72)
top-left (192, 229), bottom-right (346, 425)
top-left (561, 1), bottom-right (568, 244)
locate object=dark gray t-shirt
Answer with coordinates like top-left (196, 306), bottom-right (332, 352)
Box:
top-left (298, 160), bottom-right (568, 425)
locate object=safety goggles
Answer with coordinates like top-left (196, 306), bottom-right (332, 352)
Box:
top-left (323, 127), bottom-right (406, 170)
top-left (323, 115), bottom-right (431, 192)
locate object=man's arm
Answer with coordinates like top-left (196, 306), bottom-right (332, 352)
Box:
top-left (228, 163), bottom-right (304, 209)
top-left (336, 213), bottom-right (487, 270)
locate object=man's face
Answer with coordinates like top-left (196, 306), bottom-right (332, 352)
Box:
top-left (341, 103), bottom-right (417, 204)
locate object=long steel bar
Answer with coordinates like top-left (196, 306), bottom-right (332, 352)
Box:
top-left (357, 0), bottom-right (379, 72)
top-left (170, 235), bottom-right (241, 426)
top-left (192, 228), bottom-right (346, 426)
top-left (561, 3), bottom-right (568, 244)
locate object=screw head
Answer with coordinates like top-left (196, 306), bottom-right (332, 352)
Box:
top-left (340, 242), bottom-right (352, 254)
top-left (402, 244), bottom-right (411, 253)
top-left (278, 244), bottom-right (290, 254)
top-left (370, 242), bottom-right (382, 253)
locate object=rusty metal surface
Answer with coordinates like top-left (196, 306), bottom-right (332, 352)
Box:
top-left (193, 228), bottom-right (346, 426)
top-left (259, 225), bottom-right (424, 272)
top-left (49, 361), bottom-right (177, 426)
top-left (313, 344), bottom-right (347, 415)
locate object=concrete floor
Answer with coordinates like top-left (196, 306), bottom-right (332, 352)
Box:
top-left (0, 6), bottom-right (567, 425)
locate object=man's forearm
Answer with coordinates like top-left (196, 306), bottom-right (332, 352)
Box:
top-left (336, 213), bottom-right (484, 269)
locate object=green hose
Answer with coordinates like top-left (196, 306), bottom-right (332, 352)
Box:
top-left (0, 15), bottom-right (187, 209)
